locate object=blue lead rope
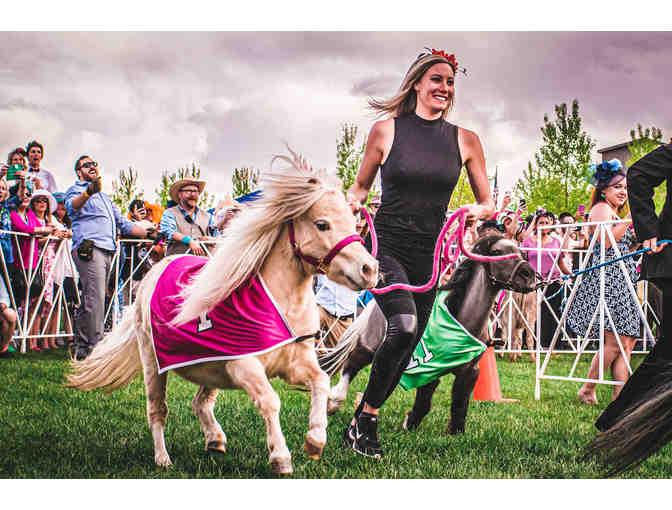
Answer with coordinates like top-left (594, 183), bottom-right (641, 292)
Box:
top-left (543, 239), bottom-right (671, 301)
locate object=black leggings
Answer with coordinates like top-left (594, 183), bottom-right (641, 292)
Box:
top-left (357, 249), bottom-right (436, 413)
top-left (596, 279), bottom-right (672, 431)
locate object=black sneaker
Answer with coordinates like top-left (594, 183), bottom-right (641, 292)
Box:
top-left (343, 412), bottom-right (383, 459)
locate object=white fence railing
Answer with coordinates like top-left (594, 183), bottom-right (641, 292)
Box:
top-left (532, 219), bottom-right (655, 399)
top-left (3, 222), bottom-right (659, 378)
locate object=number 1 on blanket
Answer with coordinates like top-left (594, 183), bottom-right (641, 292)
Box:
top-left (197, 312), bottom-right (213, 332)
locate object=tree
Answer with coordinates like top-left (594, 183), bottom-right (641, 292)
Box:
top-left (627, 124), bottom-right (666, 214)
top-left (111, 166), bottom-right (143, 215)
top-left (514, 99), bottom-right (595, 213)
top-left (154, 163), bottom-right (215, 209)
top-left (231, 167), bottom-right (260, 198)
top-left (448, 169), bottom-right (476, 210)
top-left (627, 124), bottom-right (663, 166)
top-left (336, 123), bottom-right (366, 193)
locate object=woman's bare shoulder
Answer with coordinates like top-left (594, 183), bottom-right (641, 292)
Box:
top-left (589, 201), bottom-right (615, 220)
top-left (370, 117), bottom-right (394, 135)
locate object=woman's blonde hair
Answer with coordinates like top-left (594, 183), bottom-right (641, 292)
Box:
top-left (368, 53), bottom-right (457, 119)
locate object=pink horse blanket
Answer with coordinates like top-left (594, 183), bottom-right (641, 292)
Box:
top-left (150, 256), bottom-right (297, 373)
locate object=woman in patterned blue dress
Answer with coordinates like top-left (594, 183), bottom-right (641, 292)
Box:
top-left (566, 160), bottom-right (640, 405)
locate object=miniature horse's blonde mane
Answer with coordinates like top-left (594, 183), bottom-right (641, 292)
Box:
top-left (172, 147), bottom-right (342, 325)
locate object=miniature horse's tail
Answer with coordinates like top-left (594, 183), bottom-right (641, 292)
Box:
top-left (583, 364), bottom-right (672, 476)
top-left (318, 300), bottom-right (379, 376)
top-left (65, 258), bottom-right (167, 392)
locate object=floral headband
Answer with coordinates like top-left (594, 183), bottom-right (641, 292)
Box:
top-left (587, 159), bottom-right (626, 189)
top-left (419, 47), bottom-right (467, 75)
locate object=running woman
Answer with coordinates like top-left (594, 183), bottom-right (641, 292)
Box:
top-left (344, 48), bottom-right (494, 457)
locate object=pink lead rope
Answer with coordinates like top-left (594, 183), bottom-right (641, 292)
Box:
top-left (361, 205), bottom-right (519, 295)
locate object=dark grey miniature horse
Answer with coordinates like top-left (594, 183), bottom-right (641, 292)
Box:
top-left (320, 235), bottom-right (537, 434)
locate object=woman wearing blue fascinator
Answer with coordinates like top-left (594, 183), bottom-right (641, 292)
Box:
top-left (583, 142), bottom-right (672, 475)
top-left (566, 158), bottom-right (641, 406)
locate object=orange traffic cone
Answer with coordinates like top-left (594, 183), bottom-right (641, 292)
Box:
top-left (473, 346), bottom-right (519, 403)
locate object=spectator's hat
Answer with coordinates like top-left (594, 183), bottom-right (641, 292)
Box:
top-left (587, 159), bottom-right (626, 190)
top-left (52, 192), bottom-right (66, 203)
top-left (169, 179), bottom-right (205, 203)
top-left (30, 189), bottom-right (57, 212)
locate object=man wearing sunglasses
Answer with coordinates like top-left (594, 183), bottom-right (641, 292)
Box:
top-left (160, 178), bottom-right (218, 256)
top-left (65, 155), bottom-right (157, 359)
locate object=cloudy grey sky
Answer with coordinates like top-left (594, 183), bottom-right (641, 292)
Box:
top-left (1, 31), bottom-right (670, 203)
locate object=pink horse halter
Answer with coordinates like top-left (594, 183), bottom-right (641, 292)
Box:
top-left (287, 220), bottom-right (364, 275)
top-left (361, 205), bottom-right (519, 295)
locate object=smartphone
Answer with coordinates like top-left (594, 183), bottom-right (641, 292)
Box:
top-left (6, 164), bottom-right (23, 181)
top-left (519, 198), bottom-right (526, 208)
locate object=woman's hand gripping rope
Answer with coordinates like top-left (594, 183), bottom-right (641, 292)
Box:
top-left (360, 205), bottom-right (519, 295)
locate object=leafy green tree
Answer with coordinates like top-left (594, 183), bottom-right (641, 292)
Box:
top-left (154, 163), bottom-right (215, 209)
top-left (627, 124), bottom-right (666, 213)
top-left (111, 167), bottom-right (143, 215)
top-left (231, 167), bottom-right (260, 198)
top-left (336, 123), bottom-right (366, 193)
top-left (514, 99), bottom-right (594, 213)
top-left (448, 169), bottom-right (476, 210)
top-left (627, 124), bottom-right (663, 166)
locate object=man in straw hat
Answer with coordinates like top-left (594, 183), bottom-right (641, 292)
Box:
top-left (160, 178), bottom-right (219, 256)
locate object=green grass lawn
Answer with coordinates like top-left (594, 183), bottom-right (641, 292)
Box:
top-left (0, 349), bottom-right (670, 479)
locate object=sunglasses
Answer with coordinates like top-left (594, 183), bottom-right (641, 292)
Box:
top-left (32, 197), bottom-right (48, 203)
top-left (180, 189), bottom-right (200, 194)
top-left (81, 161), bottom-right (98, 170)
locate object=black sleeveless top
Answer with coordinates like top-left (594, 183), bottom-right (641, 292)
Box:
top-left (376, 113), bottom-right (462, 237)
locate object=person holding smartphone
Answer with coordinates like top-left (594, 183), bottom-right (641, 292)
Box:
top-left (2, 148), bottom-right (28, 197)
top-left (65, 155), bottom-right (156, 359)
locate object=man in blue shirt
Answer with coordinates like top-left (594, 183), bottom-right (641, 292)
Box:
top-left (65, 155), bottom-right (155, 359)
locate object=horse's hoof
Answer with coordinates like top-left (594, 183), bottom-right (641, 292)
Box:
top-left (270, 458), bottom-right (293, 475)
top-left (155, 453), bottom-right (172, 468)
top-left (206, 440), bottom-right (227, 455)
top-left (304, 438), bottom-right (324, 460)
top-left (402, 411), bottom-right (418, 431)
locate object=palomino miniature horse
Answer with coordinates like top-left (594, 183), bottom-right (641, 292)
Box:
top-left (322, 235), bottom-right (536, 434)
top-left (67, 150), bottom-right (378, 475)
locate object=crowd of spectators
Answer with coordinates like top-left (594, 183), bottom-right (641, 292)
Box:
top-left (0, 140), bottom-right (644, 388)
top-left (0, 141), bottom-right (229, 359)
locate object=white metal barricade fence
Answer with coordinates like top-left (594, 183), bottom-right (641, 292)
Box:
top-left (106, 237), bottom-right (223, 328)
top-left (0, 229), bottom-right (80, 353)
top-left (534, 219), bottom-right (655, 400)
top-left (490, 245), bottom-right (591, 358)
